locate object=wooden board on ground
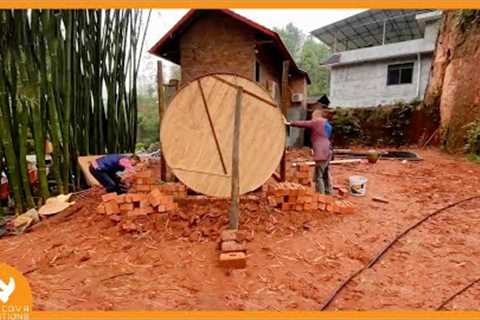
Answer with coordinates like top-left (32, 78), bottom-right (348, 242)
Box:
top-left (160, 74), bottom-right (286, 197)
top-left (78, 155), bottom-right (102, 187)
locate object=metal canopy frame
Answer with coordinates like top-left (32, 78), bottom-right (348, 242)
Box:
top-left (312, 9), bottom-right (434, 52)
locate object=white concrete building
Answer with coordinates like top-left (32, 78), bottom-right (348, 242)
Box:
top-left (312, 10), bottom-right (442, 108)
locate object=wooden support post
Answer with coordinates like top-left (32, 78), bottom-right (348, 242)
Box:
top-left (157, 61), bottom-right (167, 181)
top-left (280, 60), bottom-right (290, 181)
top-left (229, 87), bottom-right (243, 230)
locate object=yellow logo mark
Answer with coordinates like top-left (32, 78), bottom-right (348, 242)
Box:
top-left (0, 263), bottom-right (32, 320)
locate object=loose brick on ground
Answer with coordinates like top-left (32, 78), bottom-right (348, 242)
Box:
top-left (221, 229), bottom-right (237, 242)
top-left (221, 241), bottom-right (246, 253)
top-left (219, 252), bottom-right (247, 269)
top-left (104, 201), bottom-right (120, 215)
top-left (101, 192), bottom-right (117, 202)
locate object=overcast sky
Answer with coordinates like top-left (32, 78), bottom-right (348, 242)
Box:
top-left (144, 9), bottom-right (364, 49)
top-left (139, 9), bottom-right (365, 87)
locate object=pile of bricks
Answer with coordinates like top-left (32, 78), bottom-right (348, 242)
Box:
top-left (155, 182), bottom-right (187, 198)
top-left (96, 188), bottom-right (178, 221)
top-left (218, 229), bottom-right (247, 269)
top-left (128, 169), bottom-right (187, 198)
top-left (286, 162), bottom-right (315, 190)
top-left (265, 182), bottom-right (355, 214)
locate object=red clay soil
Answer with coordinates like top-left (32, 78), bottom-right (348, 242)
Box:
top-left (1, 148), bottom-right (480, 311)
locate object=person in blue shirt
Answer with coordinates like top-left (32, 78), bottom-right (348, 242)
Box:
top-left (89, 154), bottom-right (140, 194)
top-left (287, 109), bottom-right (333, 194)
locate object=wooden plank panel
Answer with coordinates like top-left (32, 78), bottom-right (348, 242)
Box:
top-left (160, 74), bottom-right (285, 197)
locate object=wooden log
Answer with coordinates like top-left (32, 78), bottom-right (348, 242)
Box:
top-left (229, 87), bottom-right (243, 230)
top-left (280, 60), bottom-right (290, 182)
top-left (292, 159), bottom-right (364, 167)
top-left (157, 61), bottom-right (167, 181)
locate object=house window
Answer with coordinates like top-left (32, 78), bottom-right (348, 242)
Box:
top-left (387, 63), bottom-right (414, 85)
top-left (255, 61), bottom-right (261, 82)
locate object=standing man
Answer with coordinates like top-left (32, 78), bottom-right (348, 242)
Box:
top-left (89, 154), bottom-right (140, 194)
top-left (287, 109), bottom-right (333, 194)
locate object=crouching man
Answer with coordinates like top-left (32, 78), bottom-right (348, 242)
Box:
top-left (286, 109), bottom-right (333, 194)
top-left (89, 154), bottom-right (140, 194)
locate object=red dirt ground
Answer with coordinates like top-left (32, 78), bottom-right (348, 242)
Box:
top-left (1, 148), bottom-right (480, 311)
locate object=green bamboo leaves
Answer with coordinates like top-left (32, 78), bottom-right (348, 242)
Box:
top-left (0, 9), bottom-right (150, 213)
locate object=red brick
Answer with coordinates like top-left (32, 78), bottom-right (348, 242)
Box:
top-left (219, 252), bottom-right (246, 269)
top-left (101, 192), bottom-right (117, 202)
top-left (157, 205), bottom-right (167, 213)
top-left (144, 205), bottom-right (155, 214)
top-left (104, 201), bottom-right (120, 215)
top-left (130, 193), bottom-right (145, 203)
top-left (139, 201), bottom-right (151, 208)
top-left (119, 203), bottom-right (134, 212)
top-left (221, 229), bottom-right (237, 241)
top-left (127, 208), bottom-right (151, 217)
top-left (115, 194), bottom-right (126, 204)
top-left (147, 188), bottom-right (161, 206)
top-left (121, 221), bottom-right (138, 232)
top-left (109, 215), bottom-right (122, 223)
top-left (316, 194), bottom-right (331, 204)
top-left (333, 200), bottom-right (355, 214)
top-left (165, 202), bottom-right (177, 211)
top-left (267, 197), bottom-right (277, 206)
top-left (136, 185), bottom-right (151, 192)
top-left (96, 204), bottom-right (106, 214)
top-left (135, 170), bottom-right (153, 179)
top-left (221, 241), bottom-right (246, 253)
top-left (317, 203), bottom-right (326, 211)
top-left (143, 177), bottom-right (154, 185)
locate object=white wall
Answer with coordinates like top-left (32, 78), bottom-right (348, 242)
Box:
top-left (329, 55), bottom-right (433, 107)
top-left (287, 107), bottom-right (307, 146)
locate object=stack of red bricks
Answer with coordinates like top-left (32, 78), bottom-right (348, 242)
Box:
top-left (97, 188), bottom-right (178, 220)
top-left (218, 229), bottom-right (247, 269)
top-left (128, 169), bottom-right (187, 198)
top-left (265, 182), bottom-right (355, 214)
top-left (286, 162), bottom-right (315, 190)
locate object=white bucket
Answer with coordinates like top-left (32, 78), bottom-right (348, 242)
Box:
top-left (349, 175), bottom-right (368, 197)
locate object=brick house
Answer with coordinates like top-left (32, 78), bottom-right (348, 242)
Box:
top-left (149, 9), bottom-right (310, 145)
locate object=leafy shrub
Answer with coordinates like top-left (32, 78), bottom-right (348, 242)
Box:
top-left (331, 102), bottom-right (420, 147)
top-left (457, 10), bottom-right (480, 32)
top-left (465, 121), bottom-right (480, 155)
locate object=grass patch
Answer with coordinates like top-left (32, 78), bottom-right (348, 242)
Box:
top-left (467, 153), bottom-right (480, 164)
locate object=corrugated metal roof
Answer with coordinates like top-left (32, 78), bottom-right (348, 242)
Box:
top-left (311, 9), bottom-right (434, 51)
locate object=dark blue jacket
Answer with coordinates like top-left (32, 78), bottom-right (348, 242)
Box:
top-left (95, 154), bottom-right (125, 173)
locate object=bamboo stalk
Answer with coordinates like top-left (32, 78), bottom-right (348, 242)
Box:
top-left (0, 70), bottom-right (24, 214)
top-left (17, 102), bottom-right (35, 208)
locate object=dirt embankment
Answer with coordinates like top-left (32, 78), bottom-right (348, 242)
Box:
top-left (424, 10), bottom-right (480, 151)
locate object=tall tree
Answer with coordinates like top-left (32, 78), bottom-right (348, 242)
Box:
top-left (299, 36), bottom-right (331, 96)
top-left (274, 23), bottom-right (305, 60)
top-left (275, 23), bottom-right (331, 97)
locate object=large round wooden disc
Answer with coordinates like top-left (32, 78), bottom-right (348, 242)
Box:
top-left (161, 74), bottom-right (286, 197)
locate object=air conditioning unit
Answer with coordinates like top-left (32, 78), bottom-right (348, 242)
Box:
top-left (291, 93), bottom-right (304, 103)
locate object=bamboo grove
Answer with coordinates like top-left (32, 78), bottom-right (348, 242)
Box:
top-left (0, 10), bottom-right (151, 213)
